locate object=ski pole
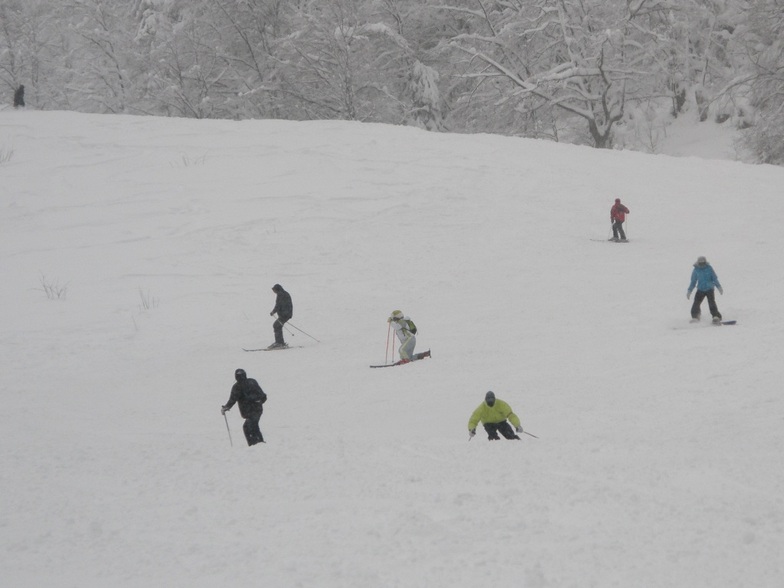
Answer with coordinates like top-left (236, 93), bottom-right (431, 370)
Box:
top-left (388, 323), bottom-right (397, 365)
top-left (224, 413), bottom-right (233, 447)
top-left (286, 321), bottom-right (320, 343)
top-left (521, 429), bottom-right (538, 439)
top-left (385, 321), bottom-right (392, 364)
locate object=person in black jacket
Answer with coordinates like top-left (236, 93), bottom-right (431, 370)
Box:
top-left (268, 283), bottom-right (293, 349)
top-left (13, 85), bottom-right (25, 108)
top-left (221, 368), bottom-right (267, 446)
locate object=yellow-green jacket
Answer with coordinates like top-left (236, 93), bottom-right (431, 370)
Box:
top-left (468, 399), bottom-right (520, 430)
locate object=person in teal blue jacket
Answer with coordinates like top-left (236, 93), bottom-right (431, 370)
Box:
top-left (687, 256), bottom-right (723, 322)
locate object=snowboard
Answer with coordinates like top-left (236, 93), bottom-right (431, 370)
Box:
top-left (674, 319), bottom-right (736, 330)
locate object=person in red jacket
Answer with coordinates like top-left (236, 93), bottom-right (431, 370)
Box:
top-left (610, 198), bottom-right (630, 242)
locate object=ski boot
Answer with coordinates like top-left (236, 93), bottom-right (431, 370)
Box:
top-left (413, 349), bottom-right (431, 360)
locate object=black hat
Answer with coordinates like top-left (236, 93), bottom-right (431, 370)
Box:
top-left (272, 284), bottom-right (282, 292)
top-left (235, 368), bottom-right (247, 381)
top-left (485, 391), bottom-right (495, 406)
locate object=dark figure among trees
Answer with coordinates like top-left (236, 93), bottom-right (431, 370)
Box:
top-left (13, 85), bottom-right (24, 108)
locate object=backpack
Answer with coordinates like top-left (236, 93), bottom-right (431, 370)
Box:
top-left (404, 319), bottom-right (417, 335)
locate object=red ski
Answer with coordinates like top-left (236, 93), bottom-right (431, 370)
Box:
top-left (370, 350), bottom-right (431, 368)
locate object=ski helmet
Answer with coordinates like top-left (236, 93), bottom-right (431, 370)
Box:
top-left (695, 256), bottom-right (708, 266)
top-left (272, 284), bottom-right (282, 293)
top-left (235, 368), bottom-right (247, 381)
top-left (485, 391), bottom-right (496, 406)
top-left (390, 310), bottom-right (404, 320)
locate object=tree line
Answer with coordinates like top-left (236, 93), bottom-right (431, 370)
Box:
top-left (1, 0), bottom-right (782, 163)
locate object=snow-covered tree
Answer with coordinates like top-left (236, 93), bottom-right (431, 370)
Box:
top-left (441, 0), bottom-right (685, 148)
top-left (736, 0), bottom-right (784, 164)
top-left (276, 0), bottom-right (420, 122)
top-left (200, 0), bottom-right (293, 119)
top-left (0, 0), bottom-right (26, 98)
top-left (0, 0), bottom-right (781, 163)
top-left (406, 59), bottom-right (443, 129)
top-left (61, 0), bottom-right (137, 113)
top-left (0, 0), bottom-right (68, 108)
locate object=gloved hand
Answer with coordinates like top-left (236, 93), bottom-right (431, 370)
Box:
top-left (469, 429), bottom-right (476, 438)
top-left (686, 290), bottom-right (692, 300)
top-left (717, 286), bottom-right (723, 295)
top-left (221, 405), bottom-right (228, 415)
top-left (515, 425), bottom-right (523, 433)
top-left (270, 310), bottom-right (275, 316)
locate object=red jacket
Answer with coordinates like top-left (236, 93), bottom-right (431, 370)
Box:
top-left (611, 201), bottom-right (629, 222)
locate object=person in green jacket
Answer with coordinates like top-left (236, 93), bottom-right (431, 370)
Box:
top-left (468, 391), bottom-right (523, 440)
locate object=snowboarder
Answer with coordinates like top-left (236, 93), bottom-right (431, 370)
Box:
top-left (221, 368), bottom-right (267, 446)
top-left (687, 256), bottom-right (723, 323)
top-left (468, 391), bottom-right (523, 440)
top-left (13, 84), bottom-right (24, 108)
top-left (269, 284), bottom-right (292, 349)
top-left (388, 310), bottom-right (430, 364)
top-left (610, 198), bottom-right (630, 242)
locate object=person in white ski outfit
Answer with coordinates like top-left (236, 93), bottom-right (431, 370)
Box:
top-left (388, 310), bottom-right (416, 363)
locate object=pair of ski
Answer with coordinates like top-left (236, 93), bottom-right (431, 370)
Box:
top-left (242, 345), bottom-right (303, 352)
top-left (370, 352), bottom-right (432, 369)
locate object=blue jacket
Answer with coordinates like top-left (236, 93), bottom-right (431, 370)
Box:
top-left (688, 264), bottom-right (721, 293)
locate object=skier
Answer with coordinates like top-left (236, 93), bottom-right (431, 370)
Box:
top-left (221, 368), bottom-right (267, 446)
top-left (468, 391), bottom-right (523, 440)
top-left (687, 256), bottom-right (723, 323)
top-left (269, 284), bottom-right (293, 349)
top-left (388, 310), bottom-right (430, 364)
top-left (610, 198), bottom-right (630, 242)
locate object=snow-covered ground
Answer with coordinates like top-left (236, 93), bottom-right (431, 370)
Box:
top-left (657, 114), bottom-right (746, 162)
top-left (1, 111), bottom-right (783, 587)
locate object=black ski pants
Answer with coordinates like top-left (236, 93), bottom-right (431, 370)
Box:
top-left (691, 289), bottom-right (721, 320)
top-left (483, 421), bottom-right (520, 440)
top-left (273, 316), bottom-right (290, 344)
top-left (242, 411), bottom-right (264, 446)
top-left (612, 220), bottom-right (626, 240)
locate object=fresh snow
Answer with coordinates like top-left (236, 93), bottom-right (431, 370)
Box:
top-left (1, 111), bottom-right (783, 587)
top-left (656, 114), bottom-right (746, 162)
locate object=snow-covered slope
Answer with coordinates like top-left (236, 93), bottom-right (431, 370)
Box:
top-left (2, 111), bottom-right (783, 587)
top-left (657, 115), bottom-right (746, 161)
